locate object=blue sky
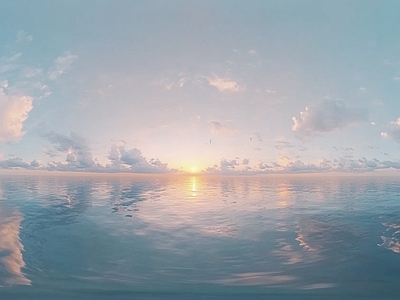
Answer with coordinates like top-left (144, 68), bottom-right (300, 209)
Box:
top-left (1, 0), bottom-right (400, 174)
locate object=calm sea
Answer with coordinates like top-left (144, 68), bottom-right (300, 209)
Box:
top-left (0, 174), bottom-right (399, 299)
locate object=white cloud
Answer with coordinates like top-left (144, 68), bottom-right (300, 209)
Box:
top-left (0, 90), bottom-right (33, 143)
top-left (48, 51), bottom-right (77, 80)
top-left (292, 100), bottom-right (368, 135)
top-left (207, 76), bottom-right (244, 92)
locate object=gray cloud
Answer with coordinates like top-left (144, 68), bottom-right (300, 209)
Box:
top-left (292, 100), bottom-right (368, 135)
top-left (107, 143), bottom-right (170, 173)
top-left (44, 131), bottom-right (98, 169)
top-left (0, 157), bottom-right (30, 169)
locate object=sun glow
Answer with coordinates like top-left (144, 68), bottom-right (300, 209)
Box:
top-left (191, 166), bottom-right (198, 173)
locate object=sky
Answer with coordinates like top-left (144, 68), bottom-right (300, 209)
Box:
top-left (1, 0), bottom-right (400, 174)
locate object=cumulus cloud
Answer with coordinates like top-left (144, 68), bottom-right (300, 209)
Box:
top-left (381, 118), bottom-right (400, 143)
top-left (0, 88), bottom-right (33, 143)
top-left (207, 76), bottom-right (244, 92)
top-left (210, 121), bottom-right (237, 135)
top-left (107, 143), bottom-right (170, 173)
top-left (44, 131), bottom-right (98, 170)
top-left (0, 133), bottom-right (172, 174)
top-left (292, 100), bottom-right (368, 135)
top-left (48, 51), bottom-right (77, 80)
top-left (0, 157), bottom-right (30, 169)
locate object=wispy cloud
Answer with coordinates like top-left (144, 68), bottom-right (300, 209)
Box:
top-left (16, 30), bottom-right (33, 43)
top-left (210, 121), bottom-right (237, 135)
top-left (0, 53), bottom-right (22, 74)
top-left (207, 76), bottom-right (245, 92)
top-left (48, 51), bottom-right (77, 80)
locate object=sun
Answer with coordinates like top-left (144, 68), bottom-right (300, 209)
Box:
top-left (190, 166), bottom-right (198, 173)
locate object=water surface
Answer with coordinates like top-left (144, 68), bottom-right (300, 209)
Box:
top-left (0, 174), bottom-right (399, 299)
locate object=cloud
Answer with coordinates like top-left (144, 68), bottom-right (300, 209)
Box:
top-left (44, 131), bottom-right (98, 169)
top-left (292, 100), bottom-right (368, 135)
top-left (0, 132), bottom-right (172, 174)
top-left (207, 76), bottom-right (244, 92)
top-left (48, 51), bottom-right (77, 80)
top-left (0, 157), bottom-right (30, 169)
top-left (16, 30), bottom-right (33, 43)
top-left (248, 50), bottom-right (258, 56)
top-left (0, 53), bottom-right (22, 74)
top-left (107, 143), bottom-right (170, 173)
top-left (211, 121), bottom-right (237, 135)
top-left (381, 118), bottom-right (400, 143)
top-left (204, 155), bottom-right (400, 175)
top-left (275, 140), bottom-right (294, 150)
top-left (0, 89), bottom-right (33, 143)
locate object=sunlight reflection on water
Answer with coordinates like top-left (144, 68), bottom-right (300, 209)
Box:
top-left (0, 174), bottom-right (399, 298)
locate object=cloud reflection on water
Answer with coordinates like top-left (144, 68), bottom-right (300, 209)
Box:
top-left (0, 208), bottom-right (30, 286)
top-left (215, 272), bottom-right (296, 286)
top-left (379, 222), bottom-right (400, 254)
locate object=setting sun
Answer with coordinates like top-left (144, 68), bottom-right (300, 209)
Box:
top-left (191, 166), bottom-right (198, 173)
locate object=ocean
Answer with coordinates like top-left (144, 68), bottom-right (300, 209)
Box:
top-left (0, 173), bottom-right (399, 299)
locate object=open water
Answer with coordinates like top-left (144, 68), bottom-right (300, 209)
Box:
top-left (0, 174), bottom-right (399, 299)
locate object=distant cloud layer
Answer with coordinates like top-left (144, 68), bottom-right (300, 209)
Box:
top-left (204, 156), bottom-right (400, 175)
top-left (292, 100), bottom-right (368, 135)
top-left (6, 132), bottom-right (175, 173)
